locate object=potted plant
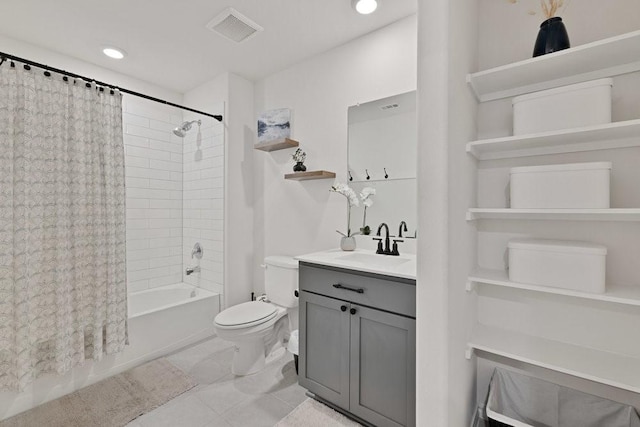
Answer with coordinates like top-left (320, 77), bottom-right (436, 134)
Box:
top-left (291, 148), bottom-right (307, 172)
top-left (359, 187), bottom-right (376, 235)
top-left (330, 183), bottom-right (360, 251)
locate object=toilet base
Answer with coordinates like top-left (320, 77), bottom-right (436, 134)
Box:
top-left (232, 340), bottom-right (266, 376)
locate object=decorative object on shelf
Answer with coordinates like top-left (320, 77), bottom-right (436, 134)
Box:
top-left (291, 148), bottom-right (307, 172)
top-left (330, 183), bottom-right (360, 250)
top-left (257, 108), bottom-right (291, 143)
top-left (532, 1), bottom-right (570, 57)
top-left (359, 187), bottom-right (376, 235)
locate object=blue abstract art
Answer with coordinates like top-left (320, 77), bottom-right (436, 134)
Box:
top-left (257, 108), bottom-right (291, 143)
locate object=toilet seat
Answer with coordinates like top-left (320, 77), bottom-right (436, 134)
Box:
top-left (214, 301), bottom-right (278, 330)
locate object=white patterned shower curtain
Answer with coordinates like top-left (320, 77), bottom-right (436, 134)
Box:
top-left (0, 61), bottom-right (128, 391)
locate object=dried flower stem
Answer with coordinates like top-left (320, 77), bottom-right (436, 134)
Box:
top-left (540, 0), bottom-right (564, 18)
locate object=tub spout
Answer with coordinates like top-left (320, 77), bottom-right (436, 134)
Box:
top-left (186, 266), bottom-right (200, 275)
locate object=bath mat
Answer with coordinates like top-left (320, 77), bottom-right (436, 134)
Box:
top-left (0, 358), bottom-right (197, 427)
top-left (275, 398), bottom-right (364, 427)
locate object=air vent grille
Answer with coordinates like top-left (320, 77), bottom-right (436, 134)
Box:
top-left (380, 103), bottom-right (399, 110)
top-left (206, 8), bottom-right (263, 43)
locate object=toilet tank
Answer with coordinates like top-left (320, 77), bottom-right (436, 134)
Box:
top-left (264, 256), bottom-right (299, 308)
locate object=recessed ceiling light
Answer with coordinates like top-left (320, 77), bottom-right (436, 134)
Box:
top-left (352, 0), bottom-right (378, 14)
top-left (102, 47), bottom-right (126, 59)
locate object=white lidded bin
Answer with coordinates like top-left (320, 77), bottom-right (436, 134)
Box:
top-left (512, 78), bottom-right (613, 135)
top-left (510, 161), bottom-right (612, 209)
top-left (508, 238), bottom-right (607, 293)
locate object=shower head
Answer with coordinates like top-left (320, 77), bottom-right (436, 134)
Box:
top-left (173, 120), bottom-right (201, 137)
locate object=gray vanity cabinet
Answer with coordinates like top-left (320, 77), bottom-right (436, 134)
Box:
top-left (298, 262), bottom-right (416, 427)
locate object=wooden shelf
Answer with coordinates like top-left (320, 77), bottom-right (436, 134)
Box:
top-left (468, 268), bottom-right (640, 307)
top-left (254, 138), bottom-right (299, 152)
top-left (466, 208), bottom-right (640, 222)
top-left (467, 325), bottom-right (640, 393)
top-left (284, 170), bottom-right (336, 181)
top-left (467, 120), bottom-right (640, 160)
top-left (467, 30), bottom-right (640, 102)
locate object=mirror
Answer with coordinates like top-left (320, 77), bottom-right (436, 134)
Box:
top-left (347, 91), bottom-right (417, 238)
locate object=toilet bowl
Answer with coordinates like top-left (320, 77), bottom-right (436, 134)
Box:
top-left (213, 256), bottom-right (298, 375)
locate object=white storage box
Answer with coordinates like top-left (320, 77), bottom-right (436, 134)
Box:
top-left (513, 78), bottom-right (613, 135)
top-left (508, 238), bottom-right (607, 293)
top-left (510, 161), bottom-right (612, 209)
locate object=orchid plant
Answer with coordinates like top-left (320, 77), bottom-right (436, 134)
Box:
top-left (330, 183), bottom-right (360, 237)
top-left (359, 187), bottom-right (376, 235)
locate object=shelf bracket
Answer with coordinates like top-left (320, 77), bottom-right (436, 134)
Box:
top-left (466, 280), bottom-right (476, 293)
top-left (465, 345), bottom-right (474, 360)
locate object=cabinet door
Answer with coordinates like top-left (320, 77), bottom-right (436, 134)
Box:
top-left (299, 291), bottom-right (351, 409)
top-left (350, 305), bottom-right (416, 427)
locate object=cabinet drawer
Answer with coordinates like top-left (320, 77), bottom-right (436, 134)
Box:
top-left (300, 263), bottom-right (416, 318)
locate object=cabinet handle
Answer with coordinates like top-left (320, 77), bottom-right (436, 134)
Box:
top-left (341, 305), bottom-right (348, 312)
top-left (332, 283), bottom-right (364, 294)
top-left (350, 308), bottom-right (357, 315)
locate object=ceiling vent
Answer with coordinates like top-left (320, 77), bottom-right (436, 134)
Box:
top-left (206, 8), bottom-right (263, 43)
top-left (380, 103), bottom-right (399, 110)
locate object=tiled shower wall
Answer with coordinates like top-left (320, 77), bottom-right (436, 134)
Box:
top-left (182, 108), bottom-right (225, 296)
top-left (123, 97), bottom-right (184, 292)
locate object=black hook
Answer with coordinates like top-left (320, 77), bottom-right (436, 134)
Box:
top-left (348, 171), bottom-right (353, 181)
top-left (365, 169), bottom-right (370, 180)
top-left (384, 168), bottom-right (389, 179)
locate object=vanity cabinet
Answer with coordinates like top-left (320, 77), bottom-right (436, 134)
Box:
top-left (298, 262), bottom-right (416, 427)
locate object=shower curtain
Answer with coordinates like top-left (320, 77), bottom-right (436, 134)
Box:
top-left (0, 62), bottom-right (128, 391)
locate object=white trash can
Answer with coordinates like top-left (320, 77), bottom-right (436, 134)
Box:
top-left (287, 329), bottom-right (299, 374)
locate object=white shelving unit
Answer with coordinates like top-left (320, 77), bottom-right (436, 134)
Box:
top-left (467, 30), bottom-right (640, 102)
top-left (467, 30), bottom-right (640, 393)
top-left (467, 325), bottom-right (640, 393)
top-left (468, 268), bottom-right (640, 307)
top-left (466, 208), bottom-right (640, 222)
top-left (467, 119), bottom-right (640, 161)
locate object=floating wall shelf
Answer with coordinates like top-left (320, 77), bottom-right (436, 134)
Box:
top-left (284, 170), bottom-right (336, 181)
top-left (467, 30), bottom-right (640, 102)
top-left (467, 325), bottom-right (640, 394)
top-left (254, 138), bottom-right (299, 152)
top-left (466, 208), bottom-right (640, 222)
top-left (468, 268), bottom-right (640, 307)
top-left (467, 119), bottom-right (640, 160)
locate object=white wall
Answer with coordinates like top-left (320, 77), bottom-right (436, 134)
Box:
top-left (123, 98), bottom-right (184, 292)
top-left (253, 14), bottom-right (417, 293)
top-left (180, 111), bottom-right (225, 295)
top-left (183, 73), bottom-right (256, 308)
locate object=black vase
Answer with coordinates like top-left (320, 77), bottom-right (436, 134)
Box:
top-left (293, 162), bottom-right (306, 172)
top-left (533, 17), bottom-right (570, 57)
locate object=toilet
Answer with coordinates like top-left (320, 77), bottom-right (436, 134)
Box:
top-left (213, 256), bottom-right (299, 376)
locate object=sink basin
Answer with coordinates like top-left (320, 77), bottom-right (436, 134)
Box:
top-left (337, 252), bottom-right (410, 268)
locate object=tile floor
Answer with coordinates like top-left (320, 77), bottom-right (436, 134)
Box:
top-left (126, 336), bottom-right (308, 427)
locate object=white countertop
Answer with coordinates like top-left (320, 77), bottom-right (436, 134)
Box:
top-left (295, 249), bottom-right (417, 280)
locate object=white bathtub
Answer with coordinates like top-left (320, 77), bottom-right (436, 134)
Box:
top-left (0, 283), bottom-right (220, 420)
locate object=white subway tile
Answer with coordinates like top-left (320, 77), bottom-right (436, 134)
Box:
top-left (126, 219), bottom-right (148, 230)
top-left (149, 218), bottom-right (181, 229)
top-left (127, 124), bottom-right (173, 143)
top-left (123, 113), bottom-right (150, 128)
top-left (127, 279), bottom-right (149, 293)
top-left (149, 199), bottom-right (181, 209)
top-left (125, 177), bottom-right (150, 189)
top-left (127, 259), bottom-right (150, 271)
top-left (125, 156), bottom-right (150, 169)
top-left (126, 199), bottom-right (149, 209)
top-left (125, 146), bottom-right (171, 161)
top-left (124, 134), bottom-right (150, 148)
top-left (149, 159), bottom-right (182, 172)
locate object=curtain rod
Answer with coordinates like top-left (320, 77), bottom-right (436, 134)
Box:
top-left (0, 51), bottom-right (223, 122)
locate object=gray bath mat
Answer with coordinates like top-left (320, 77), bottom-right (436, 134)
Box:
top-left (0, 358), bottom-right (197, 427)
top-left (275, 398), bottom-right (364, 427)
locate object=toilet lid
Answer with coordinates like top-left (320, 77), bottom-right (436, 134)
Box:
top-left (214, 301), bottom-right (278, 328)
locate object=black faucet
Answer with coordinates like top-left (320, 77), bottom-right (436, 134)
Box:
top-left (398, 221), bottom-right (408, 238)
top-left (376, 223), bottom-right (391, 255)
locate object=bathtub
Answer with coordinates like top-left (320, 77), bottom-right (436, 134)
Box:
top-left (0, 283), bottom-right (220, 420)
